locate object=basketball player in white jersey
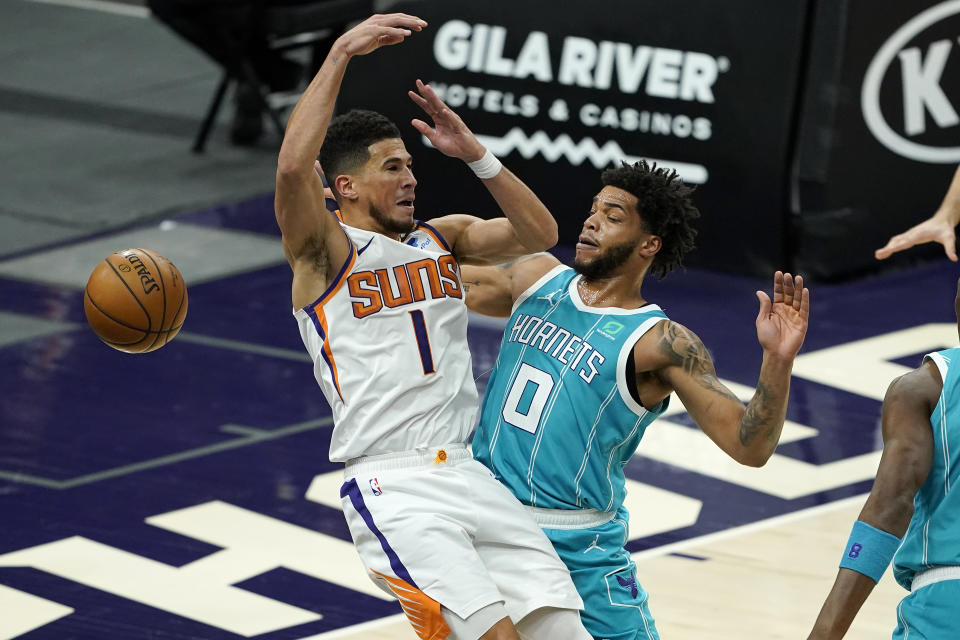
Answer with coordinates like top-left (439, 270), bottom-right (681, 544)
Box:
top-left (275, 14), bottom-right (590, 640)
top-left (807, 280), bottom-right (960, 639)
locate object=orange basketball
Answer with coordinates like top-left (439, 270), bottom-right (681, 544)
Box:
top-left (83, 248), bottom-right (188, 353)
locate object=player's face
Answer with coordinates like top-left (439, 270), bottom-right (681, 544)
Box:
top-left (573, 186), bottom-right (647, 279)
top-left (357, 138), bottom-right (417, 235)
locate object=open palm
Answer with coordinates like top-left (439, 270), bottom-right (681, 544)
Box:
top-left (755, 271), bottom-right (809, 359)
top-left (875, 214), bottom-right (958, 262)
top-left (408, 79), bottom-right (486, 162)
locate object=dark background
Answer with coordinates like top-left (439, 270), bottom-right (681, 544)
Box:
top-left (2, 0), bottom-right (958, 282)
top-left (332, 0), bottom-right (960, 280)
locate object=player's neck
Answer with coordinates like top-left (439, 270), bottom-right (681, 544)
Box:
top-left (576, 274), bottom-right (647, 309)
top-left (341, 207), bottom-right (404, 241)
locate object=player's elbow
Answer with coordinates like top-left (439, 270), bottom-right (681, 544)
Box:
top-left (276, 154), bottom-right (302, 181)
top-left (735, 444), bottom-right (777, 468)
top-left (738, 452), bottom-right (771, 468)
top-left (276, 146), bottom-right (314, 182)
top-left (542, 223), bottom-right (560, 250)
top-left (522, 220), bottom-right (559, 252)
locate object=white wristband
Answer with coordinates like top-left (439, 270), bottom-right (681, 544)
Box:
top-left (467, 149), bottom-right (502, 179)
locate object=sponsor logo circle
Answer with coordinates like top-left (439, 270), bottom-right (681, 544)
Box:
top-left (862, 0), bottom-right (960, 163)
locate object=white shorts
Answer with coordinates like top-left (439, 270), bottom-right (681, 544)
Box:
top-left (337, 445), bottom-right (582, 634)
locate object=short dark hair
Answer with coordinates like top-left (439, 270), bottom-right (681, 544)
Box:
top-left (318, 109), bottom-right (402, 201)
top-left (601, 160), bottom-right (699, 279)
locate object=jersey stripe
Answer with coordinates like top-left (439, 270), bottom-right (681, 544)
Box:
top-left (511, 264), bottom-right (567, 315)
top-left (304, 242), bottom-right (358, 314)
top-left (488, 292), bottom-right (570, 461)
top-left (305, 246), bottom-right (357, 401)
top-left (474, 266), bottom-right (671, 512)
top-left (893, 348), bottom-right (960, 589)
top-left (574, 385), bottom-right (620, 507)
top-left (340, 479), bottom-right (418, 586)
top-left (413, 220), bottom-right (451, 252)
top-left (526, 316), bottom-right (603, 505)
top-left (325, 197), bottom-right (343, 222)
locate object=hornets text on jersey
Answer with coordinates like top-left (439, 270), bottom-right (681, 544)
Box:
top-left (473, 265), bottom-right (669, 510)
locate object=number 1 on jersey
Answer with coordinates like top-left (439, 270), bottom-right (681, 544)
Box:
top-left (408, 310), bottom-right (435, 374)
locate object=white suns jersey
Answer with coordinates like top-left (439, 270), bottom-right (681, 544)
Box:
top-left (294, 221), bottom-right (478, 462)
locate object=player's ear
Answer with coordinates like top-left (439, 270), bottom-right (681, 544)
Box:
top-left (335, 174), bottom-right (358, 201)
top-left (639, 234), bottom-right (661, 258)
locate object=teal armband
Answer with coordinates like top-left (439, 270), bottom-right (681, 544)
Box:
top-left (838, 520), bottom-right (901, 583)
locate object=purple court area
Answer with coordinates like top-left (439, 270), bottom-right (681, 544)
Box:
top-left (0, 194), bottom-right (956, 639)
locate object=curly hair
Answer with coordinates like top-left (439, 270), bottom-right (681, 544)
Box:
top-left (601, 160), bottom-right (700, 279)
top-left (318, 109), bottom-right (402, 201)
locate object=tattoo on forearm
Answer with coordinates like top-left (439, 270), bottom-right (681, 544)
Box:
top-left (657, 322), bottom-right (740, 403)
top-left (461, 280), bottom-right (480, 293)
top-left (740, 380), bottom-right (779, 446)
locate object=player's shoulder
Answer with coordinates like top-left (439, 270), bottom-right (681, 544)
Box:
top-left (508, 253), bottom-right (564, 297)
top-left (631, 319), bottom-right (708, 371)
top-left (885, 359), bottom-right (943, 410)
top-left (418, 214), bottom-right (478, 247)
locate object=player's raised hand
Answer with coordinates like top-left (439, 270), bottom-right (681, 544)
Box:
top-left (408, 79), bottom-right (487, 163)
top-left (336, 13), bottom-right (426, 59)
top-left (755, 271), bottom-right (809, 359)
top-left (875, 213), bottom-right (958, 261)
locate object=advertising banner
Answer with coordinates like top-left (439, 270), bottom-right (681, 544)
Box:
top-left (338, 0), bottom-right (810, 276)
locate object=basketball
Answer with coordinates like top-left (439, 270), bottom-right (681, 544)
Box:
top-left (83, 248), bottom-right (188, 353)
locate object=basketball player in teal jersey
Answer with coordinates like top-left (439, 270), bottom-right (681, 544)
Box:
top-left (464, 160), bottom-right (811, 640)
top-left (807, 281), bottom-right (960, 639)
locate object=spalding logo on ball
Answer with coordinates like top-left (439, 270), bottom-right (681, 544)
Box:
top-left (83, 248), bottom-right (188, 353)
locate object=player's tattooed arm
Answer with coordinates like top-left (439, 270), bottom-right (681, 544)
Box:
top-left (655, 321), bottom-right (741, 404)
top-left (740, 380), bottom-right (779, 446)
top-left (652, 320), bottom-right (789, 467)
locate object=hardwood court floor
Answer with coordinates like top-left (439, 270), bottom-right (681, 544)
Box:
top-left (325, 497), bottom-right (904, 640)
top-left (2, 195), bottom-right (954, 639)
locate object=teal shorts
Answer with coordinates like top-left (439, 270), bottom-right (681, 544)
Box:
top-left (893, 579), bottom-right (960, 639)
top-left (543, 507), bottom-right (659, 640)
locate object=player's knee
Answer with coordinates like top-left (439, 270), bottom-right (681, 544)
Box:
top-left (478, 616), bottom-right (521, 640)
top-left (444, 602), bottom-right (519, 640)
top-left (515, 606), bottom-right (592, 640)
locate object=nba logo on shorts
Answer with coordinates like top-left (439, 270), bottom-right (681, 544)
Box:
top-left (369, 477), bottom-right (383, 496)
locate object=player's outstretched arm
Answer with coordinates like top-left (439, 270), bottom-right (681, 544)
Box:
top-left (408, 80), bottom-right (558, 265)
top-left (876, 164), bottom-right (960, 261)
top-left (806, 363), bottom-right (937, 640)
top-left (646, 272), bottom-right (809, 466)
top-left (275, 14), bottom-right (425, 309)
top-left (462, 254), bottom-right (560, 317)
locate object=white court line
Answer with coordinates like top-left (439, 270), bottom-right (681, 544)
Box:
top-left (23, 0), bottom-right (149, 18)
top-left (294, 613), bottom-right (407, 640)
top-left (631, 492), bottom-right (870, 561)
top-left (295, 494), bottom-right (871, 639)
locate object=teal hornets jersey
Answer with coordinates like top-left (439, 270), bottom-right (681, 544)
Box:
top-left (473, 265), bottom-right (669, 511)
top-left (893, 348), bottom-right (960, 590)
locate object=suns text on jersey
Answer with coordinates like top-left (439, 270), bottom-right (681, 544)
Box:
top-left (507, 313), bottom-right (605, 383)
top-left (347, 255), bottom-right (462, 318)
